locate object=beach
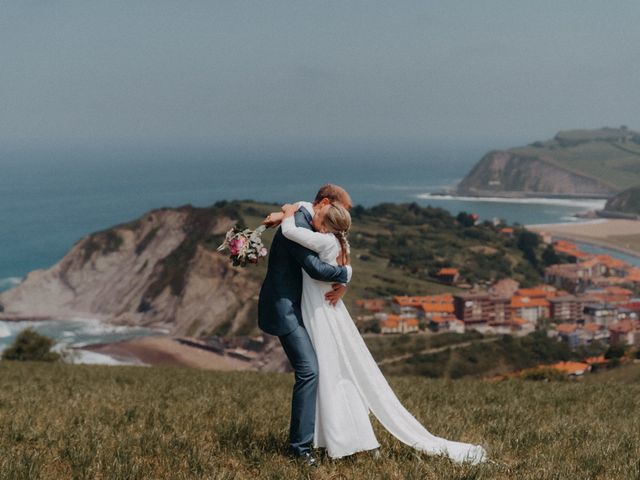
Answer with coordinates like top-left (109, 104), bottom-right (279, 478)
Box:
top-left (82, 336), bottom-right (256, 371)
top-left (526, 219), bottom-right (640, 258)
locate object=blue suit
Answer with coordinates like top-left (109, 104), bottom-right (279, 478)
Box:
top-left (258, 207), bottom-right (349, 455)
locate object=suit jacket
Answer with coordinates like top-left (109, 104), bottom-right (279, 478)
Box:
top-left (258, 206), bottom-right (350, 336)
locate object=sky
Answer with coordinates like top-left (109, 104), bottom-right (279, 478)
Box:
top-left (1, 1), bottom-right (639, 151)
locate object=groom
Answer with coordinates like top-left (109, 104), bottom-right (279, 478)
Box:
top-left (258, 184), bottom-right (353, 466)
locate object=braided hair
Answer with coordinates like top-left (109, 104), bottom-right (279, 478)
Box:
top-left (323, 203), bottom-right (352, 265)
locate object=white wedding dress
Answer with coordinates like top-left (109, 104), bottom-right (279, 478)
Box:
top-left (280, 203), bottom-right (487, 464)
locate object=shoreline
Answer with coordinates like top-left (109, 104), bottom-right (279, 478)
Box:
top-left (526, 218), bottom-right (640, 259)
top-left (82, 336), bottom-right (256, 371)
top-left (419, 192), bottom-right (608, 209)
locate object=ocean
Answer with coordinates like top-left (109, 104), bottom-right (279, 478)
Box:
top-left (0, 144), bottom-right (607, 289)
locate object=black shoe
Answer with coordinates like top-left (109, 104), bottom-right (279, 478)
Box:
top-left (298, 452), bottom-right (318, 467)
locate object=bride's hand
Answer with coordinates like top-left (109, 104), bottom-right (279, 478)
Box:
top-left (281, 203), bottom-right (299, 217)
top-left (263, 211), bottom-right (284, 227)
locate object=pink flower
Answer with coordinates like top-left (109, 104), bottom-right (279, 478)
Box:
top-left (259, 247), bottom-right (268, 257)
top-left (229, 237), bottom-right (246, 256)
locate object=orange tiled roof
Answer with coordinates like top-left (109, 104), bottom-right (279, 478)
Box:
top-left (551, 361), bottom-right (590, 375)
top-left (511, 317), bottom-right (528, 326)
top-left (556, 323), bottom-right (578, 334)
top-left (404, 318), bottom-right (419, 328)
top-left (624, 267), bottom-right (640, 282)
top-left (430, 314), bottom-right (456, 323)
top-left (605, 286), bottom-right (633, 296)
top-left (382, 315), bottom-right (419, 329)
top-left (583, 323), bottom-right (603, 333)
top-left (393, 294), bottom-right (453, 307)
top-left (593, 254), bottom-right (628, 269)
top-left (421, 303), bottom-right (454, 313)
top-left (585, 355), bottom-right (609, 365)
top-left (437, 268), bottom-right (459, 276)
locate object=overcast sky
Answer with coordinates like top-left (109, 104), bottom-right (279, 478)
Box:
top-left (1, 1), bottom-right (639, 150)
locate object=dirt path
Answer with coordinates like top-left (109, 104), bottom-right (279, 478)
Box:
top-left (377, 336), bottom-right (500, 365)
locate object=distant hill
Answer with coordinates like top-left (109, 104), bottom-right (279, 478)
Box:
top-left (604, 186), bottom-right (640, 216)
top-left (0, 201), bottom-right (556, 338)
top-left (456, 126), bottom-right (640, 197)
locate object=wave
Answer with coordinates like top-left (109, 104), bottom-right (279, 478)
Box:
top-left (0, 276), bottom-right (22, 290)
top-left (0, 322), bottom-right (10, 338)
top-left (416, 193), bottom-right (607, 210)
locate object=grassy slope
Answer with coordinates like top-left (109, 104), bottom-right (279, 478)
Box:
top-left (1, 361), bottom-right (639, 480)
top-left (510, 128), bottom-right (640, 191)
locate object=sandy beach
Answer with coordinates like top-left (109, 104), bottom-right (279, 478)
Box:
top-left (526, 219), bottom-right (640, 257)
top-left (82, 336), bottom-right (256, 371)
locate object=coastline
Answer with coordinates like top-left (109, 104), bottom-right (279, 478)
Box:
top-left (81, 336), bottom-right (256, 371)
top-left (526, 218), bottom-right (640, 259)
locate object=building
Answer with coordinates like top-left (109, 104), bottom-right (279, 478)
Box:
top-left (428, 313), bottom-right (460, 332)
top-left (453, 292), bottom-right (511, 326)
top-left (555, 323), bottom-right (580, 348)
top-left (548, 295), bottom-right (593, 323)
top-left (393, 294), bottom-right (454, 318)
top-left (436, 267), bottom-right (460, 284)
top-left (500, 227), bottom-right (514, 238)
top-left (419, 297), bottom-right (455, 320)
top-left (609, 320), bottom-right (640, 345)
top-left (355, 298), bottom-right (386, 313)
top-left (380, 314), bottom-right (420, 334)
top-left (584, 286), bottom-right (633, 305)
top-left (582, 322), bottom-right (609, 345)
top-left (583, 303), bottom-right (618, 326)
top-left (511, 295), bottom-right (550, 324)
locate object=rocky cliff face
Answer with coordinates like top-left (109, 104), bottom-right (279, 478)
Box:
top-left (604, 186), bottom-right (640, 216)
top-left (0, 203), bottom-right (262, 337)
top-left (456, 150), bottom-right (615, 197)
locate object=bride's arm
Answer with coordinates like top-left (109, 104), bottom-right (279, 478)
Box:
top-left (280, 204), bottom-right (335, 254)
top-left (262, 201), bottom-right (304, 227)
top-left (262, 211), bottom-right (284, 227)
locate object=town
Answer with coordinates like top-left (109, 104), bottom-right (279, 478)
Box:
top-left (355, 232), bottom-right (640, 378)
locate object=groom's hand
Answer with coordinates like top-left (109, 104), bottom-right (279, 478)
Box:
top-left (325, 283), bottom-right (347, 306)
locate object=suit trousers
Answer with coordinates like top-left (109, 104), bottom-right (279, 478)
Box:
top-left (278, 324), bottom-right (319, 455)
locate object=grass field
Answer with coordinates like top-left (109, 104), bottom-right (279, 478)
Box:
top-left (2, 361), bottom-right (639, 479)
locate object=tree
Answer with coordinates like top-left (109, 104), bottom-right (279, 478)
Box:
top-left (517, 230), bottom-right (540, 267)
top-left (604, 343), bottom-right (626, 360)
top-left (456, 211), bottom-right (475, 227)
top-left (2, 328), bottom-right (60, 362)
top-left (542, 244), bottom-right (560, 266)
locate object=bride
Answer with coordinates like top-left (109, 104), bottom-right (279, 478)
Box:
top-left (268, 200), bottom-right (487, 464)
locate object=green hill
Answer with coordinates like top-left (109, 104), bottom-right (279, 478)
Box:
top-left (456, 126), bottom-right (640, 196)
top-left (1, 361), bottom-right (638, 479)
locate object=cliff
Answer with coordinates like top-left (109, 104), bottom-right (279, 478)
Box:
top-left (456, 127), bottom-right (640, 197)
top-left (603, 186), bottom-right (640, 217)
top-left (0, 202), bottom-right (262, 337)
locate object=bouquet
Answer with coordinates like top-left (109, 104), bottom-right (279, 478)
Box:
top-left (217, 224), bottom-right (268, 267)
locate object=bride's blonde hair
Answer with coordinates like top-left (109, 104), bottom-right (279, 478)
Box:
top-left (323, 203), bottom-right (351, 265)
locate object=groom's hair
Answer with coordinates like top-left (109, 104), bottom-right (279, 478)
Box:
top-left (313, 184), bottom-right (353, 210)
